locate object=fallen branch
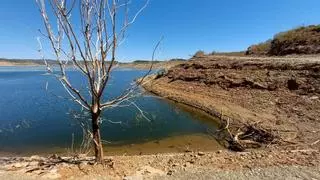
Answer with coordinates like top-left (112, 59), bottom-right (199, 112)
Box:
top-left (311, 140), bottom-right (320, 146)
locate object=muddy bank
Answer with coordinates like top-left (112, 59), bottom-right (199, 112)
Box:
top-left (0, 134), bottom-right (222, 158)
top-left (142, 55), bottom-right (320, 151)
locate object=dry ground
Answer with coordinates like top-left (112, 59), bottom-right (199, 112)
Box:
top-left (142, 55), bottom-right (320, 151)
top-left (0, 149), bottom-right (319, 179)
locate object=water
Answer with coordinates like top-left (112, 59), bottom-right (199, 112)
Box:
top-left (0, 66), bottom-right (221, 155)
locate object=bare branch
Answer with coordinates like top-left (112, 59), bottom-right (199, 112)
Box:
top-left (36, 0), bottom-right (152, 163)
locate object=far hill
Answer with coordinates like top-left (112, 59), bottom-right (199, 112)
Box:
top-left (246, 25), bottom-right (320, 56)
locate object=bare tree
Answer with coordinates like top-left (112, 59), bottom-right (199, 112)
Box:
top-left (36, 0), bottom-right (157, 163)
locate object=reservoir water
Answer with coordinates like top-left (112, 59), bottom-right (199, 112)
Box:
top-left (0, 66), bottom-right (221, 155)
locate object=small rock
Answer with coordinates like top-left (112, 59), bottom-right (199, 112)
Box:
top-left (185, 149), bottom-right (192, 153)
top-left (60, 162), bottom-right (68, 167)
top-left (167, 170), bottom-right (174, 176)
top-left (217, 150), bottom-right (222, 154)
top-left (136, 166), bottom-right (165, 176)
top-left (172, 163), bottom-right (179, 167)
top-left (12, 163), bottom-right (23, 168)
top-left (11, 162), bottom-right (28, 168)
top-left (187, 160), bottom-right (195, 164)
top-left (88, 161), bottom-right (96, 165)
top-left (197, 152), bottom-right (205, 156)
top-left (28, 161), bottom-right (39, 167)
top-left (79, 161), bottom-right (88, 169)
top-left (30, 155), bottom-right (41, 161)
top-left (49, 154), bottom-right (59, 159)
top-left (310, 96), bottom-right (319, 100)
top-left (183, 162), bottom-right (193, 167)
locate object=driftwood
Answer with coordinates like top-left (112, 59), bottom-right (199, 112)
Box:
top-left (208, 113), bottom-right (275, 151)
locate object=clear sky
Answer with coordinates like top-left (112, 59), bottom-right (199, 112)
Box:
top-left (0, 0), bottom-right (320, 61)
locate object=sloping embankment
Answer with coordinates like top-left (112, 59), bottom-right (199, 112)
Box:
top-left (142, 55), bottom-right (320, 151)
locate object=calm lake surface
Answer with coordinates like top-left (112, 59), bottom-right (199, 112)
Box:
top-left (0, 66), bottom-right (221, 155)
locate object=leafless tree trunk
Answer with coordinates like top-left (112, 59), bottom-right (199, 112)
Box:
top-left (35, 0), bottom-right (156, 163)
top-left (92, 109), bottom-right (103, 162)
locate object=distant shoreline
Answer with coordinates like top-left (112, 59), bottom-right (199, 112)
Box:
top-left (0, 59), bottom-right (186, 70)
top-left (0, 62), bottom-right (39, 67)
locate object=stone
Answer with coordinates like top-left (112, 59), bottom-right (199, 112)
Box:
top-left (30, 155), bottom-right (41, 161)
top-left (78, 161), bottom-right (88, 169)
top-left (60, 162), bottom-right (68, 167)
top-left (167, 170), bottom-right (174, 176)
top-left (172, 163), bottom-right (180, 167)
top-left (11, 162), bottom-right (28, 168)
top-left (136, 166), bottom-right (165, 176)
top-left (183, 162), bottom-right (193, 167)
top-left (49, 154), bottom-right (59, 159)
top-left (28, 161), bottom-right (39, 167)
top-left (185, 149), bottom-right (192, 153)
top-left (197, 152), bottom-right (205, 156)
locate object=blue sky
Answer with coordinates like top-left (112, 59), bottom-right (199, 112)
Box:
top-left (0, 0), bottom-right (319, 61)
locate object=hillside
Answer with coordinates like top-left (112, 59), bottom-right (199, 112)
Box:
top-left (0, 58), bottom-right (58, 66)
top-left (143, 55), bottom-right (320, 152)
top-left (246, 25), bottom-right (320, 56)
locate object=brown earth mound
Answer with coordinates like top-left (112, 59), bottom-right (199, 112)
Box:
top-left (143, 56), bottom-right (320, 151)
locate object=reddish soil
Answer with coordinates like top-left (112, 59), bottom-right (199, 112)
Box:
top-left (143, 55), bottom-right (320, 151)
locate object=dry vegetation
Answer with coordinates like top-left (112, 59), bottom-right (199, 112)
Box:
top-left (246, 25), bottom-right (320, 56)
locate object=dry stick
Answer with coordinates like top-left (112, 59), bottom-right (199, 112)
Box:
top-left (311, 140), bottom-right (320, 146)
